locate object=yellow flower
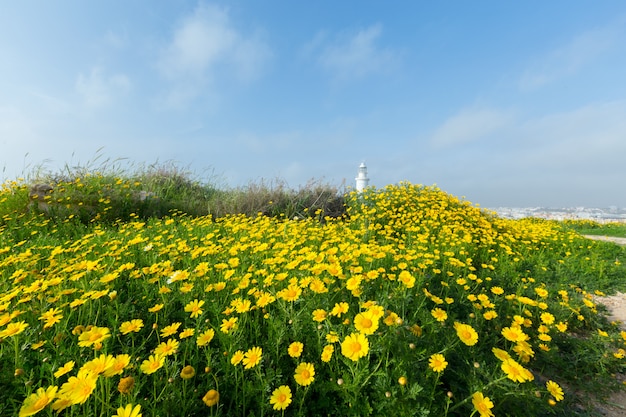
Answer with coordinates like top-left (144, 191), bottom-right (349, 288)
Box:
top-left (367, 304), bottom-right (385, 320)
top-left (220, 317), bottom-right (238, 334)
top-left (325, 331), bottom-right (340, 343)
top-left (454, 322), bottom-right (478, 346)
top-left (538, 333), bottom-right (552, 342)
top-left (354, 311), bottom-right (379, 335)
top-left (104, 354), bottom-right (131, 377)
top-left (38, 308), bottom-right (63, 329)
top-left (160, 322), bottom-right (181, 338)
top-left (231, 350), bottom-right (244, 366)
top-left (255, 291), bottom-right (275, 307)
top-left (179, 328), bottom-right (195, 339)
top-left (148, 303), bottom-right (164, 313)
top-left (232, 298), bottom-right (251, 313)
top-left (118, 376), bottom-right (135, 394)
top-left (113, 404), bottom-right (142, 417)
top-left (269, 385), bottom-right (292, 410)
top-left (483, 310), bottom-right (497, 320)
top-left (490, 286), bottom-right (504, 295)
top-left (180, 365), bottom-right (196, 380)
top-left (398, 270), bottom-right (415, 288)
top-left (501, 358), bottom-right (534, 383)
top-left (80, 354), bottom-right (114, 375)
top-left (341, 332), bottom-right (369, 361)
top-left (383, 311), bottom-right (402, 326)
top-left (242, 346), bottom-right (263, 369)
top-left (0, 321), bottom-right (29, 338)
top-left (501, 325), bottom-right (528, 343)
top-left (196, 328), bottom-right (215, 347)
top-left (288, 341), bottom-right (304, 358)
top-left (428, 353), bottom-right (448, 373)
top-left (330, 302), bottom-right (349, 317)
top-left (154, 339), bottom-right (179, 356)
top-left (19, 385), bottom-right (58, 417)
top-left (51, 396), bottom-right (72, 413)
top-left (472, 392), bottom-right (494, 417)
top-left (203, 389), bottom-right (219, 407)
top-left (119, 319), bottom-right (143, 335)
top-left (492, 347), bottom-right (511, 361)
top-left (410, 324), bottom-right (423, 336)
top-left (31, 340), bottom-right (45, 350)
top-left (57, 369), bottom-right (98, 405)
top-left (77, 326), bottom-right (110, 348)
top-left (312, 309), bottom-right (327, 322)
top-left (140, 354), bottom-right (165, 375)
top-left (431, 308), bottom-right (447, 322)
top-left (540, 312), bottom-right (555, 325)
top-left (277, 284), bottom-right (302, 302)
top-left (546, 380), bottom-right (564, 401)
top-left (184, 299), bottom-right (205, 319)
top-left (294, 362), bottom-right (315, 386)
top-left (321, 345), bottom-right (334, 362)
top-left (54, 361), bottom-right (75, 378)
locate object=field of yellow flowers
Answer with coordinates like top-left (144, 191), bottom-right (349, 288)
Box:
top-left (1, 180), bottom-right (626, 416)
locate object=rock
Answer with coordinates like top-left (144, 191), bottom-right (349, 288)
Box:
top-left (28, 184), bottom-right (54, 213)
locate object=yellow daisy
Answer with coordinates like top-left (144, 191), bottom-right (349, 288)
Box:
top-left (294, 362), bottom-right (315, 386)
top-left (269, 385), bottom-right (292, 410)
top-left (242, 346), bottom-right (262, 369)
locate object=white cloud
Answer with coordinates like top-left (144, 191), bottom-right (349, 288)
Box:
top-left (159, 4), bottom-right (235, 79)
top-left (157, 3), bottom-right (271, 87)
top-left (518, 99), bottom-right (626, 168)
top-left (307, 24), bottom-right (399, 80)
top-left (415, 99), bottom-right (626, 206)
top-left (430, 106), bottom-right (516, 148)
top-left (75, 67), bottom-right (131, 107)
top-left (519, 21), bottom-right (624, 90)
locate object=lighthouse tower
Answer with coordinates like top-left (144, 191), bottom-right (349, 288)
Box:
top-left (355, 162), bottom-right (370, 192)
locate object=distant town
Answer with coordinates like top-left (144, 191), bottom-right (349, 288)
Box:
top-left (488, 206), bottom-right (626, 223)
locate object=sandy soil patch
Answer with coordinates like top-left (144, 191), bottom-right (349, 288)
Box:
top-left (580, 235), bottom-right (626, 416)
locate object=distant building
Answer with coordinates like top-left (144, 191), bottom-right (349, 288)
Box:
top-left (355, 163), bottom-right (369, 192)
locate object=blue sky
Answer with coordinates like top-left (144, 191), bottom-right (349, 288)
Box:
top-left (2, 1), bottom-right (626, 207)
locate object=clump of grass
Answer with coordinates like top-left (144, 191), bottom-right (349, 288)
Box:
top-left (7, 157), bottom-right (347, 225)
top-left (208, 178), bottom-right (346, 221)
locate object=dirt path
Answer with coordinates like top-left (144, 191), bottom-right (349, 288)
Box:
top-left (584, 235), bottom-right (626, 416)
top-left (583, 235), bottom-right (626, 246)
top-left (592, 290), bottom-right (626, 416)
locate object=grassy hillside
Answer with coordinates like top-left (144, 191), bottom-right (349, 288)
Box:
top-left (1, 168), bottom-right (626, 416)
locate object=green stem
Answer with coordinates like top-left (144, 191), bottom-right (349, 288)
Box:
top-left (298, 385), bottom-right (310, 415)
top-left (13, 336), bottom-right (20, 369)
top-left (360, 354), bottom-right (382, 389)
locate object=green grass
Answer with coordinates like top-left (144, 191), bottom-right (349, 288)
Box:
top-left (1, 164), bottom-right (626, 417)
top-left (2, 158), bottom-right (346, 226)
top-left (563, 220), bottom-right (626, 238)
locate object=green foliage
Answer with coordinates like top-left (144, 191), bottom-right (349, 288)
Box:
top-left (563, 219), bottom-right (626, 238)
top-left (1, 173), bottom-right (626, 416)
top-left (2, 160), bottom-right (346, 226)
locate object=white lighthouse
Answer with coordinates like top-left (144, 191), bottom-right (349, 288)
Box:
top-left (355, 162), bottom-right (370, 192)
